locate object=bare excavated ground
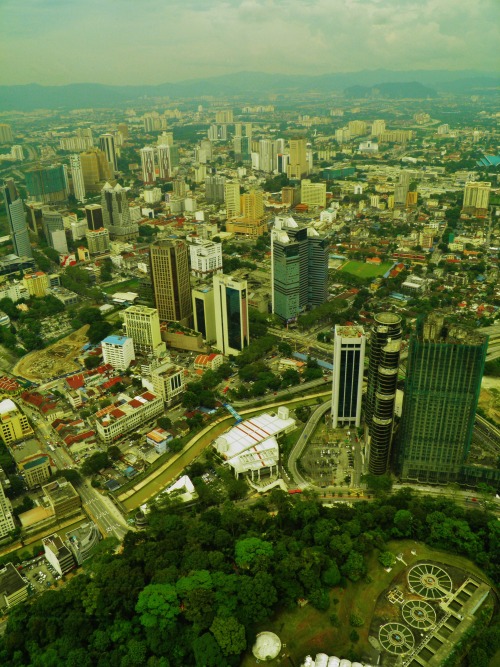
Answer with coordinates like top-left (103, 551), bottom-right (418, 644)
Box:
top-left (13, 326), bottom-right (89, 382)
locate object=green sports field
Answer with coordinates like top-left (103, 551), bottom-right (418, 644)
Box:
top-left (340, 260), bottom-right (393, 279)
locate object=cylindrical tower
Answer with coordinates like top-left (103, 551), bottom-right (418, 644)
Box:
top-left (366, 312), bottom-right (402, 475)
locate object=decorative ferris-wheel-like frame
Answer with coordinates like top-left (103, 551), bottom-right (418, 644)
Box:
top-left (407, 563), bottom-right (452, 600)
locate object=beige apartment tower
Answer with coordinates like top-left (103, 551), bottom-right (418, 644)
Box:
top-left (287, 139), bottom-right (308, 180)
top-left (463, 182), bottom-right (491, 213)
top-left (224, 181), bottom-right (241, 218)
top-left (123, 305), bottom-right (164, 356)
top-left (149, 240), bottom-right (192, 326)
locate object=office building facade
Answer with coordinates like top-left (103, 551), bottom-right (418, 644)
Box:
top-left (332, 325), bottom-right (366, 428)
top-left (140, 146), bottom-right (156, 184)
top-left (188, 238), bottom-right (222, 278)
top-left (271, 216), bottom-right (328, 322)
top-left (86, 227), bottom-right (110, 255)
top-left (101, 182), bottom-right (138, 241)
top-left (85, 204), bottom-right (104, 230)
top-left (69, 154), bottom-right (86, 202)
top-left (396, 314), bottom-right (488, 484)
top-left (150, 240), bottom-right (192, 325)
top-left (213, 274), bottom-right (249, 356)
top-left (0, 484), bottom-right (15, 539)
top-left (80, 149), bottom-right (112, 192)
top-left (99, 133), bottom-right (118, 174)
top-left (287, 139), bottom-right (308, 179)
top-left (151, 361), bottom-right (185, 406)
top-left (101, 335), bottom-right (135, 370)
top-left (2, 179), bottom-right (32, 258)
top-left (365, 312), bottom-right (402, 475)
top-left (462, 181), bottom-right (490, 213)
top-left (25, 165), bottom-right (68, 204)
top-left (192, 285), bottom-right (217, 343)
top-left (224, 181), bottom-right (241, 218)
top-left (205, 174), bottom-right (226, 203)
top-left (123, 305), bottom-right (164, 356)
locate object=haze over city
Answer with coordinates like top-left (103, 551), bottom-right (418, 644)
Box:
top-left (1, 0), bottom-right (499, 86)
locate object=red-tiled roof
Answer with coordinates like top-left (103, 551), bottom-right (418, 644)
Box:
top-left (142, 392), bottom-right (156, 401)
top-left (111, 408), bottom-right (125, 419)
top-left (129, 399), bottom-right (142, 408)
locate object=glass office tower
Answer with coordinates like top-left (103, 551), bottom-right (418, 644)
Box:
top-left (396, 314), bottom-right (488, 484)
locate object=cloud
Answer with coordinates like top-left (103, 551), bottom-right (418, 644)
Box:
top-left (0, 0), bottom-right (498, 84)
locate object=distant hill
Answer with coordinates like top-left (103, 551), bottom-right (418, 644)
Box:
top-left (0, 70), bottom-right (497, 110)
top-left (344, 81), bottom-right (438, 99)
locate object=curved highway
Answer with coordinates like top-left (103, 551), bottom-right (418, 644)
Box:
top-left (288, 400), bottom-right (332, 488)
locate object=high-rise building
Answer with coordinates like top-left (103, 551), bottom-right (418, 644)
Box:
top-left (258, 139), bottom-right (275, 173)
top-left (80, 149), bottom-right (113, 192)
top-left (123, 305), bottom-right (164, 356)
top-left (208, 124), bottom-right (227, 142)
top-left (224, 181), bottom-right (241, 218)
top-left (287, 139), bottom-right (308, 179)
top-left (156, 144), bottom-right (171, 180)
top-left (234, 122), bottom-right (252, 139)
top-left (25, 165), bottom-right (68, 204)
top-left (205, 174), bottom-right (226, 203)
top-left (101, 335), bottom-right (135, 370)
top-left (101, 182), bottom-right (138, 241)
top-left (149, 240), bottom-right (192, 325)
top-left (348, 120), bottom-right (367, 137)
top-left (215, 110), bottom-right (234, 124)
top-left (240, 189), bottom-right (264, 222)
top-left (0, 124), bottom-right (14, 144)
top-left (2, 179), bottom-right (32, 258)
top-left (69, 154), bottom-right (86, 202)
top-left (0, 482), bottom-right (15, 538)
top-left (462, 181), bottom-right (491, 213)
top-left (86, 228), bottom-right (110, 255)
top-left (301, 179), bottom-right (326, 208)
top-left (332, 325), bottom-right (366, 429)
top-left (188, 238), bottom-right (223, 278)
top-left (396, 314), bottom-right (488, 484)
top-left (271, 216), bottom-right (328, 322)
top-left (99, 133), bottom-right (118, 173)
top-left (85, 204), bottom-right (104, 230)
top-left (23, 271), bottom-right (49, 297)
top-left (0, 398), bottom-right (34, 445)
top-left (140, 146), bottom-right (156, 184)
top-left (365, 312), bottom-right (402, 475)
top-left (213, 274), bottom-right (249, 356)
top-left (151, 361), bottom-right (185, 406)
top-left (192, 284), bottom-right (217, 342)
top-left (233, 136), bottom-right (251, 163)
top-left (41, 208), bottom-right (64, 250)
top-left (371, 119), bottom-right (386, 136)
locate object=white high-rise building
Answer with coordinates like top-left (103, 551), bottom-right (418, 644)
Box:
top-left (371, 119), bottom-right (386, 137)
top-left (99, 133), bottom-right (118, 173)
top-left (156, 144), bottom-right (171, 180)
top-left (123, 305), bottom-right (165, 356)
top-left (213, 274), bottom-right (249, 356)
top-left (0, 482), bottom-right (15, 539)
top-left (331, 325), bottom-right (366, 428)
top-left (189, 238), bottom-right (223, 278)
top-left (69, 154), bottom-right (86, 202)
top-left (140, 147), bottom-right (156, 184)
top-left (463, 181), bottom-right (491, 212)
top-left (101, 335), bottom-right (135, 370)
top-left (258, 139), bottom-right (275, 173)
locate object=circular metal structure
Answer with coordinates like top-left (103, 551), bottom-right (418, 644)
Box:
top-left (408, 563), bottom-right (452, 600)
top-left (402, 600), bottom-right (437, 629)
top-left (379, 623), bottom-right (415, 655)
top-left (252, 632), bottom-right (282, 661)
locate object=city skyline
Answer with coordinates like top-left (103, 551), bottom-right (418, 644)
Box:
top-left (1, 0), bottom-right (498, 86)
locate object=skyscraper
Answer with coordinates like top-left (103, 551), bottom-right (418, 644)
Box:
top-left (365, 312), bottom-right (402, 475)
top-left (205, 174), bottom-right (226, 203)
top-left (258, 139), bottom-right (275, 173)
top-left (149, 240), bottom-right (192, 326)
top-left (123, 305), bottom-right (164, 357)
top-left (213, 274), bottom-right (249, 356)
top-left (271, 216), bottom-right (328, 323)
top-left (188, 238), bottom-right (223, 278)
top-left (463, 181), bottom-right (491, 213)
top-left (157, 144), bottom-right (171, 180)
top-left (80, 149), bottom-right (113, 192)
top-left (396, 314), bottom-right (488, 484)
top-left (2, 179), bottom-right (32, 258)
top-left (224, 181), bottom-right (241, 218)
top-left (85, 204), bottom-right (104, 230)
top-left (101, 183), bottom-right (138, 241)
top-left (99, 133), bottom-right (118, 174)
top-left (192, 284), bottom-right (217, 343)
top-left (69, 154), bottom-right (86, 202)
top-left (140, 147), bottom-right (156, 184)
top-left (24, 165), bottom-right (68, 204)
top-left (287, 138), bottom-right (308, 179)
top-left (0, 481), bottom-right (15, 539)
top-left (332, 325), bottom-right (366, 428)
top-left (0, 124), bottom-right (14, 144)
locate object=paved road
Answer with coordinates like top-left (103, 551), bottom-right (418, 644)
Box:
top-left (288, 400), bottom-right (332, 488)
top-left (232, 375), bottom-right (332, 408)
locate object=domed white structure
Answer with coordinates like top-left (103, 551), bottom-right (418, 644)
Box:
top-left (252, 631), bottom-right (282, 661)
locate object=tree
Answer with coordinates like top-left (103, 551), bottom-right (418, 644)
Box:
top-left (135, 584), bottom-right (180, 631)
top-left (84, 356), bottom-right (101, 370)
top-left (193, 632), bottom-right (229, 667)
top-left (182, 391), bottom-right (199, 410)
top-left (378, 551), bottom-right (396, 568)
top-left (107, 445), bottom-right (121, 461)
top-left (157, 417), bottom-right (172, 430)
top-left (278, 341), bottom-right (293, 357)
top-left (81, 452), bottom-right (109, 476)
top-left (210, 616), bottom-right (246, 656)
top-left (235, 537), bottom-right (273, 569)
top-left (341, 550), bottom-right (366, 582)
top-left (362, 473), bottom-right (393, 495)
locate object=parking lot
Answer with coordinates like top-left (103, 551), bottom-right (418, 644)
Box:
top-left (18, 555), bottom-right (62, 595)
top-left (300, 423), bottom-right (358, 488)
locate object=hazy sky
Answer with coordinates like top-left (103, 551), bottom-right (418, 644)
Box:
top-left (1, 0), bottom-right (499, 85)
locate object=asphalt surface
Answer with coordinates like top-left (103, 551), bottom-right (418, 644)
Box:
top-left (288, 400), bottom-right (332, 488)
